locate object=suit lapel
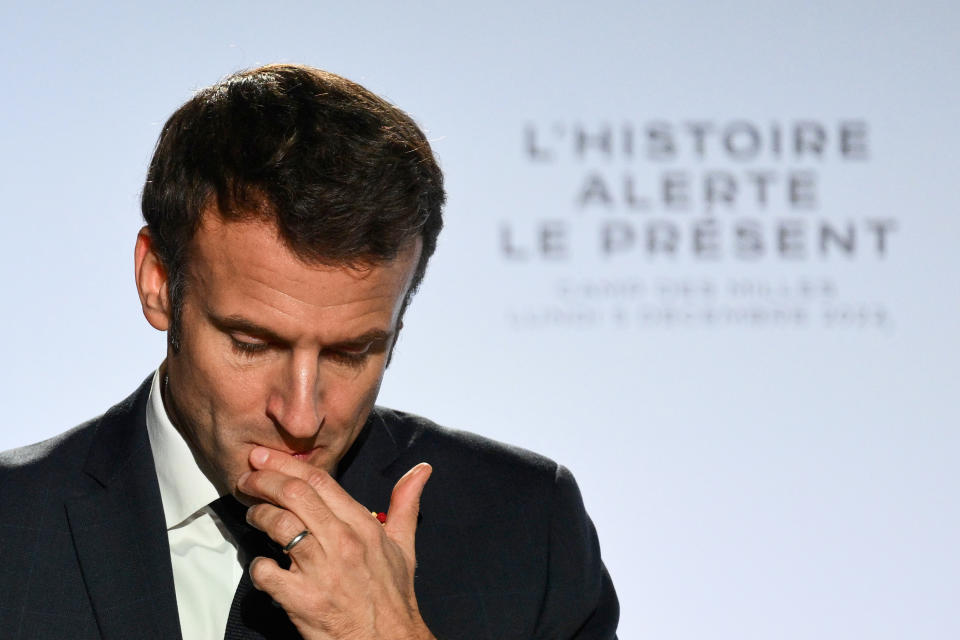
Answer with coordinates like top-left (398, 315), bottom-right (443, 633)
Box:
top-left (65, 378), bottom-right (183, 640)
top-left (62, 397), bottom-right (411, 640)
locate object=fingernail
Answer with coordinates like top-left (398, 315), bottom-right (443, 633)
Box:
top-left (238, 471), bottom-right (251, 486)
top-left (251, 447), bottom-right (269, 465)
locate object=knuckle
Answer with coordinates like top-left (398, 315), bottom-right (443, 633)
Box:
top-left (336, 527), bottom-right (364, 559)
top-left (356, 518), bottom-right (384, 544)
top-left (279, 477), bottom-right (312, 502)
top-left (306, 470), bottom-right (331, 490)
top-left (274, 511), bottom-right (302, 535)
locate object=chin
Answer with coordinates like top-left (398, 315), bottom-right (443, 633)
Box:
top-left (304, 450), bottom-right (338, 474)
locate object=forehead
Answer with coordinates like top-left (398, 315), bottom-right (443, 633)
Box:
top-left (185, 213), bottom-right (420, 337)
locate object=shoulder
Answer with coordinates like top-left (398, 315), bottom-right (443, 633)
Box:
top-left (371, 406), bottom-right (580, 523)
top-left (0, 418), bottom-right (100, 502)
top-left (373, 408), bottom-right (620, 638)
top-left (0, 376), bottom-right (151, 506)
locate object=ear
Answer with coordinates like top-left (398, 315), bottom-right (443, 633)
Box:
top-left (134, 226), bottom-right (173, 332)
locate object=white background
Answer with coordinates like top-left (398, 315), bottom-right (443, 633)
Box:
top-left (2, 2), bottom-right (959, 638)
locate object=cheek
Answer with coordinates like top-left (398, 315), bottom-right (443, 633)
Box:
top-left (324, 366), bottom-right (387, 427)
top-left (182, 351), bottom-right (274, 429)
top-left (215, 377), bottom-right (267, 419)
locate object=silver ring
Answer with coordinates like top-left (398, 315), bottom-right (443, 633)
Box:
top-left (282, 529), bottom-right (310, 554)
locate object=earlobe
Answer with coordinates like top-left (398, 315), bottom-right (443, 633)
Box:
top-left (134, 226), bottom-right (172, 332)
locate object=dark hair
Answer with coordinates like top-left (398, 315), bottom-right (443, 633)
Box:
top-left (141, 64), bottom-right (445, 349)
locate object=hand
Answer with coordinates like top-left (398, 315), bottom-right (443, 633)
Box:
top-left (238, 446), bottom-right (436, 640)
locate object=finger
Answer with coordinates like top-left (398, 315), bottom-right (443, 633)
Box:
top-left (384, 463), bottom-right (432, 558)
top-left (249, 447), bottom-right (369, 524)
top-left (246, 502), bottom-right (325, 562)
top-left (238, 468), bottom-right (337, 533)
top-left (249, 556), bottom-right (304, 604)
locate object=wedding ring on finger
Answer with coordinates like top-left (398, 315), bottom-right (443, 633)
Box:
top-left (282, 529), bottom-right (311, 554)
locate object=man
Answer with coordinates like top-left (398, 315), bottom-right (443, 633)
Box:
top-left (0, 64), bottom-right (618, 639)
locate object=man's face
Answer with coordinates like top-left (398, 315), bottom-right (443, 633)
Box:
top-left (154, 213), bottom-right (419, 497)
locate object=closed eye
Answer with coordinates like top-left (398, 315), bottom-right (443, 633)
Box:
top-left (325, 342), bottom-right (374, 367)
top-left (230, 336), bottom-right (272, 357)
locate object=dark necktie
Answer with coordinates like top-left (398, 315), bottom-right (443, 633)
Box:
top-left (209, 495), bottom-right (303, 640)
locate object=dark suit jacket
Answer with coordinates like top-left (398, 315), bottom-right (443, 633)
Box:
top-left (0, 378), bottom-right (618, 639)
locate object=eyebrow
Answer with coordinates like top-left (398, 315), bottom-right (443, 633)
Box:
top-left (209, 313), bottom-right (393, 347)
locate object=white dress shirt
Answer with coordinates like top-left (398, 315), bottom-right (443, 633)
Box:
top-left (145, 369), bottom-right (243, 640)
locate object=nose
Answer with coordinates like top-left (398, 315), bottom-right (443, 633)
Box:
top-left (265, 351), bottom-right (324, 439)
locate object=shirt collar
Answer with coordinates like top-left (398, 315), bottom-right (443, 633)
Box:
top-left (145, 368), bottom-right (222, 530)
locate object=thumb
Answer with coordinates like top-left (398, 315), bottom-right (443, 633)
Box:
top-left (384, 462), bottom-right (432, 557)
